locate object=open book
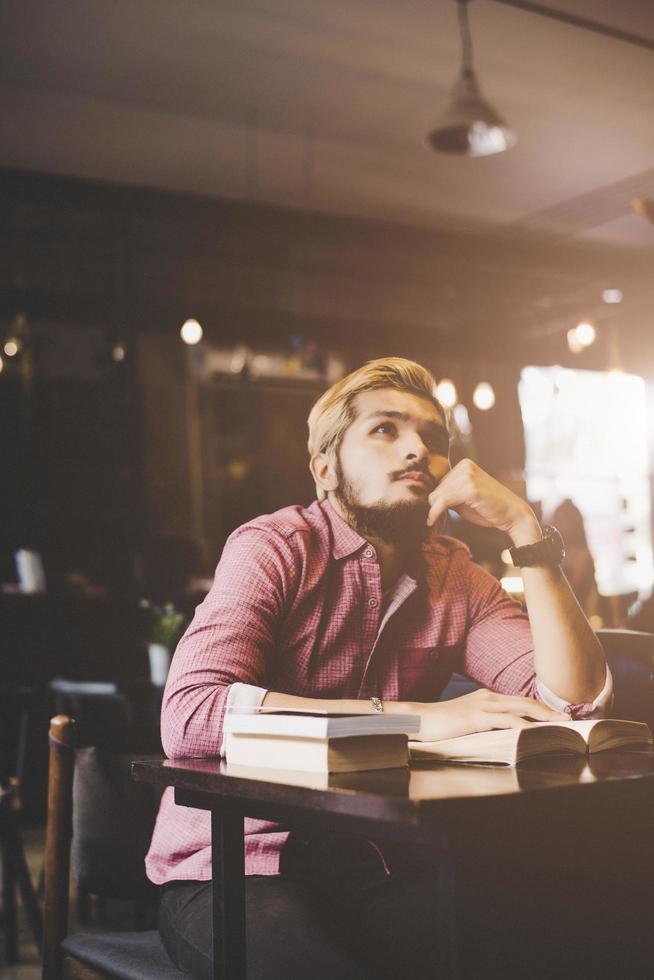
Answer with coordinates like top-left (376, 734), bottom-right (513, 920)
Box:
top-left (409, 718), bottom-right (653, 767)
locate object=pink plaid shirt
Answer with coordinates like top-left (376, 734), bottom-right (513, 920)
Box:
top-left (146, 500), bottom-right (599, 883)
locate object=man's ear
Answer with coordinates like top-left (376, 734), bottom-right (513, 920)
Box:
top-left (310, 452), bottom-right (339, 494)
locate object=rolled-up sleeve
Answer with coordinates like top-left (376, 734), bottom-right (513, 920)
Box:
top-left (536, 666), bottom-right (614, 719)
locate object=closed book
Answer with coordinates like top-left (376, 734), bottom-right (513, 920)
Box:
top-left (224, 732), bottom-right (409, 773)
top-left (409, 718), bottom-right (653, 767)
top-left (224, 708), bottom-right (420, 739)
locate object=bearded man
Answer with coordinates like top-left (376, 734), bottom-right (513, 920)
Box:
top-left (147, 357), bottom-right (610, 979)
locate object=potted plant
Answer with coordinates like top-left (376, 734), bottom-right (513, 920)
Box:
top-left (146, 603), bottom-right (186, 686)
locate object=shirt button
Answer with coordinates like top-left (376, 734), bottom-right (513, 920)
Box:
top-left (368, 597), bottom-right (379, 608)
top-left (363, 548), bottom-right (374, 559)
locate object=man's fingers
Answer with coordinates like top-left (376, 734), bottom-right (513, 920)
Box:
top-left (426, 470), bottom-right (465, 527)
top-left (475, 713), bottom-right (532, 731)
top-left (471, 692), bottom-right (568, 721)
top-left (426, 499), bottom-right (447, 528)
top-left (427, 488), bottom-right (459, 527)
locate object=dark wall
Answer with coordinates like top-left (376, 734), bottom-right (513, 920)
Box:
top-left (1, 166), bottom-right (538, 585)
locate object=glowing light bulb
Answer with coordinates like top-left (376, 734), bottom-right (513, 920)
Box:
top-left (602, 289), bottom-right (623, 304)
top-left (4, 339), bottom-right (19, 357)
top-left (453, 402), bottom-right (472, 435)
top-left (180, 319), bottom-right (203, 345)
top-left (112, 344), bottom-right (126, 362)
top-left (567, 328), bottom-right (583, 354)
top-left (574, 321), bottom-right (596, 348)
top-left (436, 378), bottom-right (457, 408)
top-left (472, 382), bottom-right (495, 411)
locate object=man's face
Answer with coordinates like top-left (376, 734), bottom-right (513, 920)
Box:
top-left (332, 387), bottom-right (450, 545)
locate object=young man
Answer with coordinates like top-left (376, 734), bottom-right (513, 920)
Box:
top-left (147, 357), bottom-right (611, 979)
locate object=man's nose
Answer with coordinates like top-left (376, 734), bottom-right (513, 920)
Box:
top-left (404, 434), bottom-right (429, 461)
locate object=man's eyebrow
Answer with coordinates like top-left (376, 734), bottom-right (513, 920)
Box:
top-left (363, 409), bottom-right (449, 436)
top-left (363, 410), bottom-right (447, 432)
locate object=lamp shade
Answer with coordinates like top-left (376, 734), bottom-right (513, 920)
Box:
top-left (427, 67), bottom-right (515, 157)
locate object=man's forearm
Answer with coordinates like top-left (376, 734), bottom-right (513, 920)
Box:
top-left (512, 515), bottom-right (606, 704)
top-left (262, 691), bottom-right (417, 714)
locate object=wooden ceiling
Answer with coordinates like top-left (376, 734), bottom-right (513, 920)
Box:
top-left (1, 1), bottom-right (654, 366)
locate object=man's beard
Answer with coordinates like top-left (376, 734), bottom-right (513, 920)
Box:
top-left (334, 467), bottom-right (430, 557)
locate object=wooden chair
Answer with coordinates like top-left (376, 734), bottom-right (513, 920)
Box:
top-left (42, 714), bottom-right (190, 980)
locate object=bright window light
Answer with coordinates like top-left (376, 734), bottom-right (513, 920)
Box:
top-left (518, 366), bottom-right (653, 596)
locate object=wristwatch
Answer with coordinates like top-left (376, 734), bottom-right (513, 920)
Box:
top-left (508, 525), bottom-right (565, 568)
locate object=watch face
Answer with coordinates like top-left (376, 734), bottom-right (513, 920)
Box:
top-left (542, 526), bottom-right (566, 564)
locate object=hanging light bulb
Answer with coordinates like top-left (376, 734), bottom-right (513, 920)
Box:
top-left (427, 0), bottom-right (515, 157)
top-left (574, 321), bottom-right (596, 348)
top-left (180, 318), bottom-right (203, 345)
top-left (567, 328), bottom-right (583, 354)
top-left (472, 381), bottom-right (496, 410)
top-left (4, 338), bottom-right (20, 357)
top-left (436, 378), bottom-right (458, 408)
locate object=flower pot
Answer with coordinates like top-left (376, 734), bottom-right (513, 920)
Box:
top-left (148, 642), bottom-right (171, 686)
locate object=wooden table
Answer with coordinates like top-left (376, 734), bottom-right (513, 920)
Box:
top-left (133, 751), bottom-right (654, 979)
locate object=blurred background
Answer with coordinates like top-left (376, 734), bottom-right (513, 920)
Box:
top-left (2, 0), bottom-right (654, 797)
top-left (2, 2), bottom-right (654, 973)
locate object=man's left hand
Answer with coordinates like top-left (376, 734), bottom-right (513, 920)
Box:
top-left (426, 459), bottom-right (540, 546)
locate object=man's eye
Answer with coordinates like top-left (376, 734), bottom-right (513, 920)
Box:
top-left (372, 423), bottom-right (395, 436)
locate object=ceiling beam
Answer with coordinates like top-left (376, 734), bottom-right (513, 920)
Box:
top-left (489, 0), bottom-right (654, 52)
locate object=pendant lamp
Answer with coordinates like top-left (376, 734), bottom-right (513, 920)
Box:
top-left (427, 0), bottom-right (515, 157)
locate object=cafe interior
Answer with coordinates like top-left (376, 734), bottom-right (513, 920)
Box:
top-left (2, 1), bottom-right (654, 978)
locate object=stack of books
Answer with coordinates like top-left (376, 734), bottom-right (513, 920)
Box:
top-left (224, 707), bottom-right (421, 773)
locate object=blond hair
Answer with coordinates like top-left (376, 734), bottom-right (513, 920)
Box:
top-left (307, 357), bottom-right (447, 500)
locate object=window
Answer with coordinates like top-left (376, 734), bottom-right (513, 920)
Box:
top-left (518, 366), bottom-right (653, 596)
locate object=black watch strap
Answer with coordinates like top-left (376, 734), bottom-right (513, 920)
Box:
top-left (508, 525), bottom-right (565, 568)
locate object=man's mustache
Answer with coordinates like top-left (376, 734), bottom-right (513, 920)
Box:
top-left (392, 466), bottom-right (437, 491)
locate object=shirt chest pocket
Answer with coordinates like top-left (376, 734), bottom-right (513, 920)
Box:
top-left (395, 644), bottom-right (463, 700)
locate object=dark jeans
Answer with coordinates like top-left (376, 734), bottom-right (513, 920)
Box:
top-left (158, 834), bottom-right (446, 979)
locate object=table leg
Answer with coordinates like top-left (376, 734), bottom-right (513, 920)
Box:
top-left (436, 834), bottom-right (458, 979)
top-left (212, 807), bottom-right (246, 980)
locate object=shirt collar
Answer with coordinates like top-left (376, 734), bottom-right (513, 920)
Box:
top-left (321, 499), bottom-right (370, 559)
top-left (321, 500), bottom-right (429, 580)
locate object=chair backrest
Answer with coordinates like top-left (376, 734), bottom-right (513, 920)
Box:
top-left (439, 630), bottom-right (654, 726)
top-left (42, 715), bottom-right (163, 980)
top-left (48, 679), bottom-right (134, 734)
top-left (595, 628), bottom-right (654, 728)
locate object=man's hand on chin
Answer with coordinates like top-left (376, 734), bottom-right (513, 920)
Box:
top-left (426, 458), bottom-right (541, 545)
